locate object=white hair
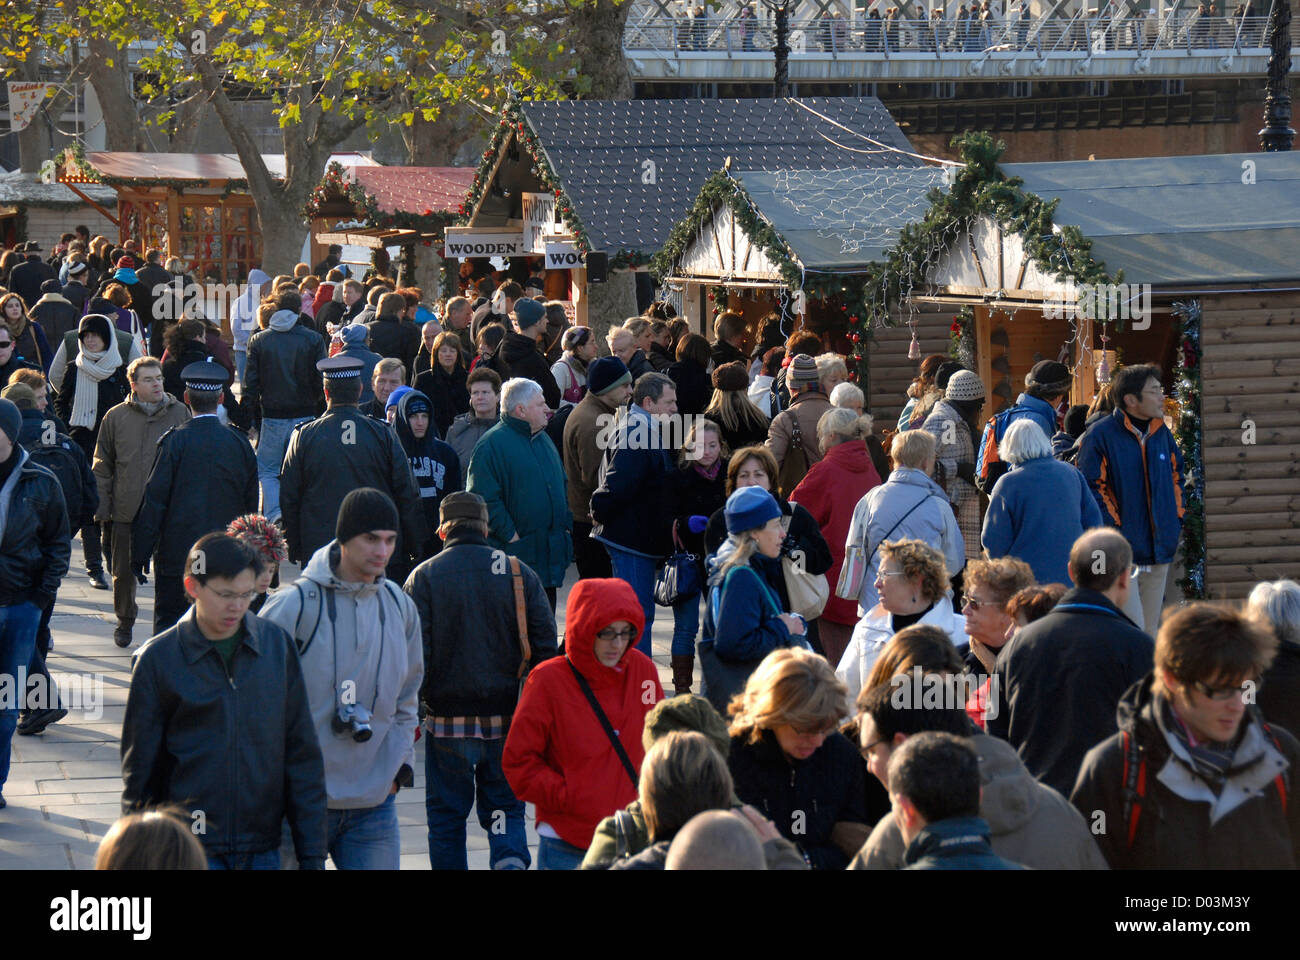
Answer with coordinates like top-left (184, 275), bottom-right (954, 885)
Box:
top-left (829, 381), bottom-right (864, 411)
top-left (1000, 418), bottom-right (1053, 464)
top-left (1247, 580), bottom-right (1300, 647)
top-left (815, 352), bottom-right (848, 380)
top-left (501, 377), bottom-right (543, 415)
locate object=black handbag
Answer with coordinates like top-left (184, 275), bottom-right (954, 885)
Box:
top-left (653, 521), bottom-right (701, 607)
top-left (697, 639), bottom-right (764, 716)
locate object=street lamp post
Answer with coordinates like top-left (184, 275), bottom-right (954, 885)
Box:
top-left (764, 0), bottom-right (799, 98)
top-left (1259, 0), bottom-right (1294, 150)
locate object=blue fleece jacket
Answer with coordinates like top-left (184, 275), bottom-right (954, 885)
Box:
top-left (982, 455), bottom-right (1103, 585)
top-left (703, 559), bottom-right (794, 662)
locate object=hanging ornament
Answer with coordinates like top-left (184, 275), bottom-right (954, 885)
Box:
top-left (1097, 324), bottom-right (1112, 384)
top-left (907, 322), bottom-right (921, 360)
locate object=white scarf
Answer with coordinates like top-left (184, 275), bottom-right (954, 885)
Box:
top-left (70, 334), bottom-right (122, 430)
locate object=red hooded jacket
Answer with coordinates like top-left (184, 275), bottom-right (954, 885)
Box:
top-left (503, 578), bottom-right (664, 850)
top-left (789, 439), bottom-right (881, 626)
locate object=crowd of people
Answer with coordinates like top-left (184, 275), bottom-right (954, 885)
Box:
top-left (1, 230), bottom-right (1298, 872)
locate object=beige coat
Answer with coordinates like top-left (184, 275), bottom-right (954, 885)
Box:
top-left (848, 734), bottom-right (1108, 870)
top-left (92, 394), bottom-right (191, 523)
top-left (562, 388), bottom-right (624, 523)
top-left (766, 388), bottom-right (832, 472)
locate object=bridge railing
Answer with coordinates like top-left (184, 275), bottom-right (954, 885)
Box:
top-left (623, 13), bottom-right (1283, 58)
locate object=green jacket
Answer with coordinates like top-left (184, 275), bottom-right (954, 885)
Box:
top-left (466, 414), bottom-right (573, 587)
top-left (582, 799), bottom-right (810, 870)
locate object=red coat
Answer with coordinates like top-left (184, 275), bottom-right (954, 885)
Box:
top-left (789, 439), bottom-right (881, 625)
top-left (503, 578), bottom-right (664, 850)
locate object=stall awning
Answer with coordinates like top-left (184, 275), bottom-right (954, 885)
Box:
top-left (347, 166), bottom-right (476, 216)
top-left (316, 227), bottom-right (437, 249)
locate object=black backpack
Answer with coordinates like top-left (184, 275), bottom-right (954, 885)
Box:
top-left (24, 436), bottom-right (91, 530)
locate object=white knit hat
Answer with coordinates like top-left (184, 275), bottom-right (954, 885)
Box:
top-left (945, 370), bottom-right (986, 402)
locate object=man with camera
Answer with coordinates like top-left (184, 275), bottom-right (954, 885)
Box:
top-left (260, 488), bottom-right (424, 869)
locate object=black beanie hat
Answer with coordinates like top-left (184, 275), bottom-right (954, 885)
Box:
top-left (78, 313), bottom-right (113, 346)
top-left (336, 487), bottom-right (399, 544)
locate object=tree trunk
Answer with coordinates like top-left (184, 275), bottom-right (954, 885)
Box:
top-left (587, 270), bottom-right (639, 348)
top-left (85, 34), bottom-right (151, 151)
top-left (568, 0), bottom-right (635, 99)
top-left (404, 102), bottom-right (485, 165)
top-left (16, 57), bottom-right (76, 173)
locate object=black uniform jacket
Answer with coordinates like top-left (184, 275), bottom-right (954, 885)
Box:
top-left (131, 415), bottom-right (259, 575)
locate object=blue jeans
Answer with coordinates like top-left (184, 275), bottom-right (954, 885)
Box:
top-left (0, 601), bottom-right (41, 789)
top-left (256, 416), bottom-right (312, 522)
top-left (326, 793), bottom-right (400, 869)
top-left (207, 848), bottom-right (280, 870)
top-left (425, 735), bottom-right (530, 870)
top-left (605, 544), bottom-right (657, 657)
top-left (672, 592), bottom-right (701, 657)
top-left (234, 348), bottom-right (247, 387)
top-left (536, 834), bottom-right (586, 871)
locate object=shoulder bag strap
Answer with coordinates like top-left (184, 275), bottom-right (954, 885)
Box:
top-left (566, 657), bottom-right (638, 788)
top-left (867, 492), bottom-right (934, 567)
top-left (509, 556), bottom-right (531, 679)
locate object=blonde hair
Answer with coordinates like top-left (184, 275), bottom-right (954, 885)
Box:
top-left (623, 317), bottom-right (651, 339)
top-left (703, 388), bottom-right (769, 437)
top-left (877, 539), bottom-right (949, 606)
top-left (639, 731), bottom-right (734, 842)
top-left (817, 406), bottom-right (873, 454)
top-left (728, 648), bottom-right (849, 743)
top-left (890, 427), bottom-right (935, 469)
top-left (95, 806), bottom-right (207, 870)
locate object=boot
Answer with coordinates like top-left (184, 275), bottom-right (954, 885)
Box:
top-left (671, 654), bottom-right (695, 696)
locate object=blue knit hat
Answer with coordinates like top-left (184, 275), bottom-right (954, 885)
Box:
top-left (386, 385), bottom-right (413, 412)
top-left (724, 486), bottom-right (781, 535)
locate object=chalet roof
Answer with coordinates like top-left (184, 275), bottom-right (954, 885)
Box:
top-left (732, 166), bottom-right (948, 271)
top-left (0, 177), bottom-right (117, 209)
top-left (1005, 152), bottom-right (1300, 285)
top-left (346, 166), bottom-right (476, 215)
top-left (81, 151), bottom-right (377, 186)
top-left (518, 97), bottom-right (921, 257)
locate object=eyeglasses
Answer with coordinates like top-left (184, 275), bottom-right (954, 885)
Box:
top-left (962, 595), bottom-right (996, 611)
top-left (203, 585), bottom-right (258, 603)
top-left (1191, 678), bottom-right (1260, 702)
top-left (859, 739), bottom-right (884, 758)
top-left (596, 627), bottom-right (638, 643)
top-left (877, 570), bottom-right (909, 579)
top-left (0, 340), bottom-right (12, 348)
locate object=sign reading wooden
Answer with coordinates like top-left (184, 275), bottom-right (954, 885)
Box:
top-left (444, 227), bottom-right (525, 258)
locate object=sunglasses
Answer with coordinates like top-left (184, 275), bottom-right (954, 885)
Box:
top-left (0, 340), bottom-right (12, 348)
top-left (1191, 678), bottom-right (1261, 702)
top-left (962, 595), bottom-right (997, 611)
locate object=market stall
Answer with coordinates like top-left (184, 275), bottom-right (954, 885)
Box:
top-left (453, 95), bottom-right (921, 337)
top-left (654, 134), bottom-right (1300, 598)
top-left (304, 161), bottom-right (475, 294)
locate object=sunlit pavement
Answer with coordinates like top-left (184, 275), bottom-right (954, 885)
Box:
top-left (0, 536), bottom-right (684, 870)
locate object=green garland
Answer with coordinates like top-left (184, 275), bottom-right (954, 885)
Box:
top-left (948, 306), bottom-right (975, 368)
top-left (651, 131), bottom-right (1119, 386)
top-left (302, 160), bottom-right (454, 236)
top-left (1172, 299), bottom-right (1205, 599)
top-left (455, 96), bottom-right (649, 270)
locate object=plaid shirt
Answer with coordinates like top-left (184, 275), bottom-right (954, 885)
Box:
top-left (424, 715), bottom-right (509, 740)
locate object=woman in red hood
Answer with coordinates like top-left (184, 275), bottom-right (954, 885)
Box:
top-left (503, 578), bottom-right (664, 869)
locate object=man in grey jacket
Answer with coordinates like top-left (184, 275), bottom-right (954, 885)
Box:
top-left (260, 488), bottom-right (423, 870)
top-left (851, 682), bottom-right (1106, 870)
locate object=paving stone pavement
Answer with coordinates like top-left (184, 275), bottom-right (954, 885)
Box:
top-left (0, 533), bottom-right (690, 870)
